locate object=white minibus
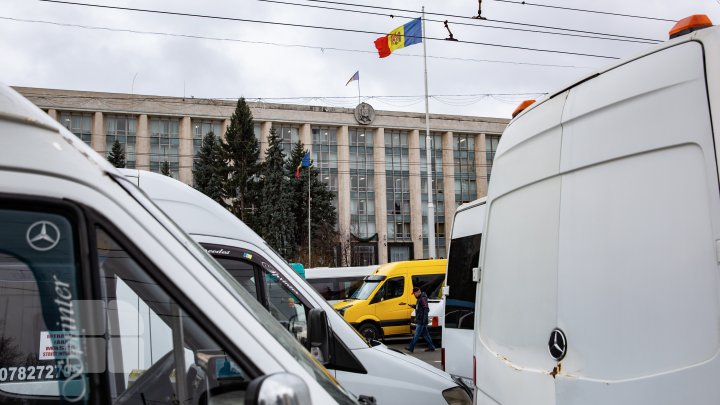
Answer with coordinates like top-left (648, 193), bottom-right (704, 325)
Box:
top-left (305, 266), bottom-right (376, 305)
top-left (122, 169), bottom-right (472, 405)
top-left (475, 15), bottom-right (720, 404)
top-left (441, 198), bottom-right (485, 389)
top-left (0, 84), bottom-right (358, 404)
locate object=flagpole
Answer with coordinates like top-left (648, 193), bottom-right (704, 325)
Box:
top-left (308, 159), bottom-right (312, 267)
top-left (357, 77), bottom-right (361, 105)
top-left (422, 7), bottom-right (436, 259)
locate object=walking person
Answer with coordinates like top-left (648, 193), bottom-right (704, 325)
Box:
top-left (406, 287), bottom-right (436, 353)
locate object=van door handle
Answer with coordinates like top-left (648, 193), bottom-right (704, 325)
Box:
top-left (399, 302), bottom-right (406, 305)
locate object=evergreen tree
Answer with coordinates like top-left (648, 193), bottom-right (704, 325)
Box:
top-left (223, 97), bottom-right (261, 225)
top-left (161, 161), bottom-right (171, 177)
top-left (286, 140), bottom-right (338, 265)
top-left (107, 139), bottom-right (126, 168)
top-left (257, 128), bottom-right (296, 259)
top-left (192, 131), bottom-right (227, 207)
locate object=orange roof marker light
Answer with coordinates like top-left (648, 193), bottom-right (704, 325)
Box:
top-left (669, 15), bottom-right (713, 39)
top-left (512, 99), bottom-right (536, 118)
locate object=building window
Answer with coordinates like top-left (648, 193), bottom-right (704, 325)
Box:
top-left (385, 130), bottom-right (411, 243)
top-left (350, 128), bottom-right (376, 241)
top-left (454, 133), bottom-right (477, 206)
top-left (312, 126), bottom-right (339, 219)
top-left (106, 115), bottom-right (137, 168)
top-left (60, 112), bottom-right (92, 145)
top-left (486, 135), bottom-right (500, 182)
top-left (388, 243), bottom-right (413, 262)
top-left (275, 124), bottom-right (299, 156)
top-left (351, 243), bottom-right (377, 266)
top-left (420, 133), bottom-right (445, 258)
top-left (149, 117), bottom-right (180, 178)
top-left (193, 120), bottom-right (222, 162)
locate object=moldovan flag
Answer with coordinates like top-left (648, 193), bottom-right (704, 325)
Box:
top-left (374, 18), bottom-right (422, 58)
top-left (295, 151), bottom-right (311, 179)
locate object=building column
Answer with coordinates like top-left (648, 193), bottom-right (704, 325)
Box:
top-left (136, 114), bottom-right (150, 170)
top-left (260, 121), bottom-right (272, 161)
top-left (476, 133), bottom-right (488, 198)
top-left (300, 123), bottom-right (312, 154)
top-left (408, 129), bottom-right (423, 259)
top-left (442, 131), bottom-right (456, 255)
top-left (373, 127), bottom-right (388, 264)
top-left (221, 119), bottom-right (230, 141)
top-left (92, 112), bottom-right (105, 154)
top-left (179, 116), bottom-right (193, 184)
top-left (337, 125), bottom-right (351, 265)
top-left (48, 109), bottom-right (58, 121)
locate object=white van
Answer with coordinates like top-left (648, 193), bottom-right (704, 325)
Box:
top-left (441, 198), bottom-right (485, 389)
top-left (474, 16), bottom-right (720, 404)
top-left (0, 84), bottom-right (358, 404)
top-left (305, 266), bottom-right (377, 305)
top-left (121, 169), bottom-right (472, 405)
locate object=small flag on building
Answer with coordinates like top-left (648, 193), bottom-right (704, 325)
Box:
top-left (374, 18), bottom-right (422, 58)
top-left (295, 151), bottom-right (312, 179)
top-left (346, 71), bottom-right (359, 86)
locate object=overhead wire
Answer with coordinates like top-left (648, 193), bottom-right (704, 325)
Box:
top-left (36, 0), bottom-right (620, 59)
top-left (491, 0), bottom-right (677, 23)
top-left (22, 91), bottom-right (546, 105)
top-left (0, 16), bottom-right (598, 70)
top-left (257, 0), bottom-right (658, 44)
top-left (300, 0), bottom-right (664, 42)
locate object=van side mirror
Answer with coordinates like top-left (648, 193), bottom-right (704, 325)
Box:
top-left (307, 308), bottom-right (331, 365)
top-left (243, 373), bottom-right (312, 405)
top-left (472, 267), bottom-right (481, 282)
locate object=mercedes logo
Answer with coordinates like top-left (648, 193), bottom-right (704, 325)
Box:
top-left (26, 220), bottom-right (61, 252)
top-left (548, 328), bottom-right (567, 361)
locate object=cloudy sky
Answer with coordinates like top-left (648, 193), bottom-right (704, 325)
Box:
top-left (2, 0), bottom-right (719, 118)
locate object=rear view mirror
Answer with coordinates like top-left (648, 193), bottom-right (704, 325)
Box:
top-left (243, 373), bottom-right (312, 405)
top-left (307, 308), bottom-right (330, 365)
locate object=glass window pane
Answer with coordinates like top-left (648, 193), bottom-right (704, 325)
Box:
top-left (0, 209), bottom-right (90, 402)
top-left (97, 228), bottom-right (250, 402)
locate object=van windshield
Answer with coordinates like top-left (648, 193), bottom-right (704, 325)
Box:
top-left (351, 281), bottom-right (380, 300)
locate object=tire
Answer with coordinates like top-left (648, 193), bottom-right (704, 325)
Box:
top-left (357, 322), bottom-right (381, 342)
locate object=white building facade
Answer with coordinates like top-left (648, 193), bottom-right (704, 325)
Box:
top-left (16, 87), bottom-right (508, 265)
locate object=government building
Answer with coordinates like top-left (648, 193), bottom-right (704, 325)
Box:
top-left (15, 86), bottom-right (508, 265)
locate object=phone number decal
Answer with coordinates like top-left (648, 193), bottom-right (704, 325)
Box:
top-left (0, 365), bottom-right (74, 382)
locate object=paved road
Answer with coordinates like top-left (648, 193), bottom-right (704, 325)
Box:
top-left (383, 335), bottom-right (442, 370)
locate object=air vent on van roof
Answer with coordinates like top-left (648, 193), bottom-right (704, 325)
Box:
top-left (669, 15), bottom-right (713, 39)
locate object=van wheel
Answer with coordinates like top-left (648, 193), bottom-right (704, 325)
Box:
top-left (358, 323), bottom-right (381, 341)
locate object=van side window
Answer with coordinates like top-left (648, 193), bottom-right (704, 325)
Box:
top-left (211, 255), bottom-right (308, 347)
top-left (445, 234), bottom-right (481, 330)
top-left (411, 274), bottom-right (444, 299)
top-left (0, 208), bottom-right (91, 403)
top-left (262, 271), bottom-right (308, 347)
top-left (214, 257), bottom-right (258, 300)
top-left (97, 228), bottom-right (251, 403)
top-left (377, 276), bottom-right (404, 301)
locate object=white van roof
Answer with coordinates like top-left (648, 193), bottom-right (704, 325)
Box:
top-left (120, 168), bottom-right (268, 248)
top-left (512, 23), bottom-right (713, 122)
top-left (305, 266), bottom-right (378, 279)
top-left (0, 85), bottom-right (117, 182)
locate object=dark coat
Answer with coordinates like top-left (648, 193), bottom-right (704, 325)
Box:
top-left (414, 292), bottom-right (430, 325)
